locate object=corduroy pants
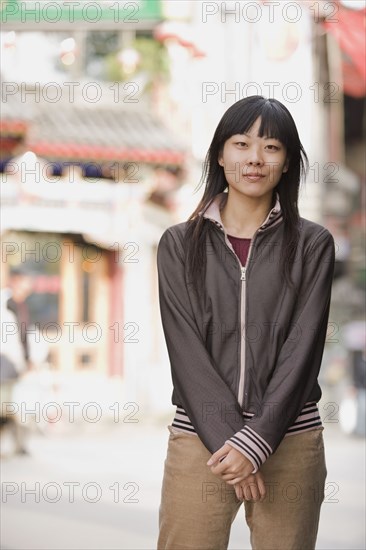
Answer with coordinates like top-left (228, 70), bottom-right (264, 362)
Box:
top-left (157, 425), bottom-right (327, 550)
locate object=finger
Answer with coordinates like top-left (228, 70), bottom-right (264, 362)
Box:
top-left (225, 470), bottom-right (254, 485)
top-left (250, 483), bottom-right (260, 502)
top-left (256, 474), bottom-right (266, 501)
top-left (242, 483), bottom-right (253, 501)
top-left (207, 454), bottom-right (228, 468)
top-left (220, 473), bottom-right (237, 481)
top-left (207, 445), bottom-right (231, 466)
top-left (214, 463), bottom-right (255, 481)
top-left (242, 481), bottom-right (259, 501)
top-left (210, 460), bottom-right (233, 476)
top-left (211, 469), bottom-right (236, 482)
top-left (209, 464), bottom-right (224, 477)
top-left (234, 484), bottom-right (243, 502)
top-left (226, 476), bottom-right (247, 486)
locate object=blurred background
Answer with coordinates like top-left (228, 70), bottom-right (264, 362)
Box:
top-left (0, 0), bottom-right (365, 548)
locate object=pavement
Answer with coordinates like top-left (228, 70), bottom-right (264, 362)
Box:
top-left (0, 413), bottom-right (365, 550)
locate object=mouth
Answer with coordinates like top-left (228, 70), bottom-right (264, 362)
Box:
top-left (242, 173), bottom-right (264, 182)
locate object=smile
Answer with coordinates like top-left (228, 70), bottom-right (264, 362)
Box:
top-left (242, 174), bottom-right (264, 182)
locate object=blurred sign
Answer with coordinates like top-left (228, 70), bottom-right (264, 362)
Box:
top-left (323, 3), bottom-right (366, 97)
top-left (339, 0), bottom-right (366, 10)
top-left (1, 0), bottom-right (162, 28)
top-left (1, 176), bottom-right (131, 244)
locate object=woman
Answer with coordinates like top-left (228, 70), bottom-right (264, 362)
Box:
top-left (156, 96), bottom-right (335, 550)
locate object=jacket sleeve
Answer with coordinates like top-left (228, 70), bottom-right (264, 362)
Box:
top-left (157, 227), bottom-right (245, 454)
top-left (226, 229), bottom-right (335, 472)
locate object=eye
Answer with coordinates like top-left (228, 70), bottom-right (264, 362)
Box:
top-left (235, 141), bottom-right (247, 147)
top-left (266, 144), bottom-right (280, 151)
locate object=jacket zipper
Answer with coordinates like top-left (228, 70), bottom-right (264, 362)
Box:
top-left (206, 203), bottom-right (280, 408)
top-left (237, 235), bottom-right (256, 408)
top-left (217, 226), bottom-right (257, 409)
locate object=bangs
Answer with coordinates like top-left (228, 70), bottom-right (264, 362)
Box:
top-left (257, 102), bottom-right (292, 148)
top-left (221, 97), bottom-right (293, 149)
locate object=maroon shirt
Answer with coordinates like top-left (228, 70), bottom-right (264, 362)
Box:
top-left (227, 235), bottom-right (251, 266)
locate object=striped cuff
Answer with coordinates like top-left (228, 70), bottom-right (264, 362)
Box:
top-left (285, 402), bottom-right (322, 434)
top-left (225, 425), bottom-right (273, 473)
top-left (172, 406), bottom-right (198, 434)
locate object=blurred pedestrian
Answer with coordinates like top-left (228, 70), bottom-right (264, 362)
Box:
top-left (351, 348), bottom-right (366, 436)
top-left (0, 287), bottom-right (29, 455)
top-left (156, 96), bottom-right (335, 550)
top-left (6, 268), bottom-right (34, 371)
top-left (340, 321), bottom-right (366, 436)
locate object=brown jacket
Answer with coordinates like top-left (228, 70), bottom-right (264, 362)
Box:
top-left (157, 192), bottom-right (335, 471)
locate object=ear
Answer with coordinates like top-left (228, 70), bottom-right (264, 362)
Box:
top-left (283, 157), bottom-right (289, 173)
top-left (218, 146), bottom-right (224, 167)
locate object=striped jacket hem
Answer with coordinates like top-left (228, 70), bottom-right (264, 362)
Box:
top-left (172, 402), bottom-right (323, 472)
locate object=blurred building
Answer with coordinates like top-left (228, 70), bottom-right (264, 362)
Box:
top-left (1, 107), bottom-right (185, 395)
top-left (0, 2), bottom-right (188, 412)
top-left (315, 1), bottom-right (365, 327)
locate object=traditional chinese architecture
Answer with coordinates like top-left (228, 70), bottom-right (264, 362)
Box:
top-left (1, 90), bottom-right (187, 382)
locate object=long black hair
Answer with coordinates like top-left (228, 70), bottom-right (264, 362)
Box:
top-left (183, 95), bottom-right (309, 293)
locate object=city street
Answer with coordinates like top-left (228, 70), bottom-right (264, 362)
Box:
top-left (1, 414), bottom-right (365, 550)
top-left (1, 2), bottom-right (365, 550)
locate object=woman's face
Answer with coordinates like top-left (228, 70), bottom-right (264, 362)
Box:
top-left (218, 116), bottom-right (289, 200)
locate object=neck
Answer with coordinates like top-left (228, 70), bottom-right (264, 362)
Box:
top-left (220, 188), bottom-right (274, 238)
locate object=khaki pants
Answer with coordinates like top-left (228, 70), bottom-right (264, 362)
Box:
top-left (157, 426), bottom-right (327, 550)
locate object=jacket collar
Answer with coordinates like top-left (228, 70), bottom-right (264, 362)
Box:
top-left (198, 191), bottom-right (283, 234)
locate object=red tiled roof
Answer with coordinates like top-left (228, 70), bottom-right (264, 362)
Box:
top-left (0, 119), bottom-right (28, 135)
top-left (28, 141), bottom-right (185, 164)
top-left (1, 94), bottom-right (187, 166)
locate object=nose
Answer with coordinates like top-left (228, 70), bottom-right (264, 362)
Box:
top-left (246, 145), bottom-right (264, 166)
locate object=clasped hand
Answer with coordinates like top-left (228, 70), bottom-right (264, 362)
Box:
top-left (207, 443), bottom-right (266, 502)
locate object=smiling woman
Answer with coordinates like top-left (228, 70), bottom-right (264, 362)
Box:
top-left (186, 96), bottom-right (309, 290)
top-left (217, 118), bottom-right (289, 238)
top-left (156, 96), bottom-right (335, 550)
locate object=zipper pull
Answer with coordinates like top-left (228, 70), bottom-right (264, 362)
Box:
top-left (241, 266), bottom-right (246, 281)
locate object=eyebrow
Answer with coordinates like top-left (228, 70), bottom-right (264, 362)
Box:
top-left (235, 133), bottom-right (281, 141)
